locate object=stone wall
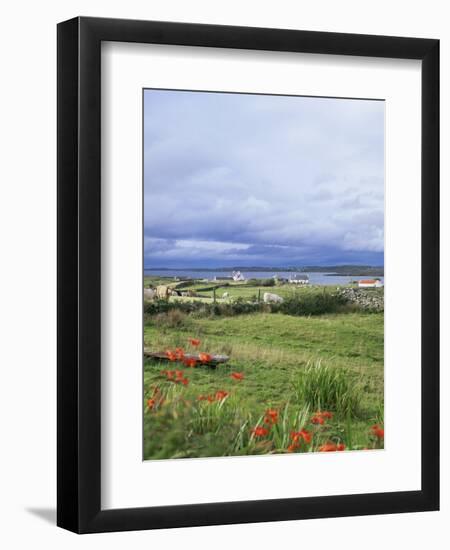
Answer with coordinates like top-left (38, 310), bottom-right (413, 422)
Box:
top-left (339, 287), bottom-right (384, 312)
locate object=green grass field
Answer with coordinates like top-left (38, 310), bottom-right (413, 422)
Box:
top-left (144, 275), bottom-right (357, 303)
top-left (143, 280), bottom-right (384, 459)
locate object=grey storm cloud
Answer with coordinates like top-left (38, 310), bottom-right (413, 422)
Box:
top-left (143, 89), bottom-right (384, 267)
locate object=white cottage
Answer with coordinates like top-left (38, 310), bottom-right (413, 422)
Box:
top-left (288, 274), bottom-right (309, 284)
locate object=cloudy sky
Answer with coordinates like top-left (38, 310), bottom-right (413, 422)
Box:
top-left (143, 89), bottom-right (384, 268)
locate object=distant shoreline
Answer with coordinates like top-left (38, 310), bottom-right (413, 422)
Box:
top-left (144, 265), bottom-right (384, 276)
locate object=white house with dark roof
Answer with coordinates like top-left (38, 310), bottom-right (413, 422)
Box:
top-left (288, 274), bottom-right (309, 284)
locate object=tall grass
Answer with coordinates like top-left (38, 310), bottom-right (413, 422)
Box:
top-left (143, 372), bottom-right (383, 459)
top-left (265, 403), bottom-right (312, 451)
top-left (143, 385), bottom-right (315, 457)
top-left (291, 360), bottom-right (362, 416)
top-left (153, 309), bottom-right (190, 328)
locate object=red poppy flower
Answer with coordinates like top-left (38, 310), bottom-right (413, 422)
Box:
top-left (318, 442), bottom-right (345, 452)
top-left (189, 338), bottom-right (201, 347)
top-left (215, 390), bottom-right (229, 401)
top-left (252, 426), bottom-right (269, 437)
top-left (175, 370), bottom-right (185, 380)
top-left (180, 377), bottom-right (189, 386)
top-left (146, 398), bottom-right (155, 410)
top-left (312, 411), bottom-right (333, 421)
top-left (318, 443), bottom-right (338, 452)
top-left (290, 429), bottom-right (312, 444)
top-left (231, 372), bottom-right (244, 381)
top-left (287, 443), bottom-right (299, 453)
top-left (264, 409), bottom-right (278, 425)
top-left (165, 370), bottom-right (175, 380)
top-left (207, 395), bottom-right (215, 403)
top-left (300, 429), bottom-right (312, 444)
top-left (370, 424), bottom-right (384, 438)
top-left (183, 358), bottom-right (198, 368)
top-left (165, 350), bottom-right (177, 361)
top-left (311, 415), bottom-right (325, 425)
top-left (175, 347), bottom-right (185, 360)
top-left (199, 352), bottom-right (213, 363)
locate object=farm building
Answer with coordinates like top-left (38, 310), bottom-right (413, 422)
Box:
top-left (288, 274), bottom-right (309, 284)
top-left (358, 279), bottom-right (383, 288)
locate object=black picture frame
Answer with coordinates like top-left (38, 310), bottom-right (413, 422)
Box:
top-left (57, 16), bottom-right (439, 534)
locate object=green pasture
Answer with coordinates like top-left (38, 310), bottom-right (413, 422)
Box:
top-left (143, 290), bottom-right (384, 459)
top-left (144, 276), bottom-right (358, 304)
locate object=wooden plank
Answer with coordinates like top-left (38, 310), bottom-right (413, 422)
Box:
top-left (144, 349), bottom-right (230, 365)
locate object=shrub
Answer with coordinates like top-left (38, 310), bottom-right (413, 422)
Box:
top-left (144, 299), bottom-right (173, 315)
top-left (246, 278), bottom-right (275, 287)
top-left (145, 299), bottom-right (266, 318)
top-left (291, 361), bottom-right (362, 417)
top-left (279, 290), bottom-right (348, 316)
top-left (143, 289), bottom-right (352, 318)
top-left (153, 309), bottom-right (189, 328)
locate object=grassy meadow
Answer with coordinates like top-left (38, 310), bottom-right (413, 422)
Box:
top-left (143, 277), bottom-right (384, 459)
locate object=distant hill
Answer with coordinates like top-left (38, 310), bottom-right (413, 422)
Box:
top-left (145, 265), bottom-right (384, 276)
top-left (301, 265), bottom-right (384, 276)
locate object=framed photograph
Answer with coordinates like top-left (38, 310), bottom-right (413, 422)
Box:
top-left (57, 17), bottom-right (439, 533)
